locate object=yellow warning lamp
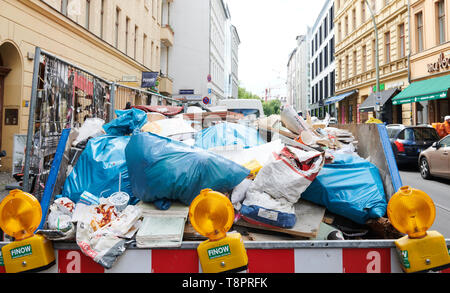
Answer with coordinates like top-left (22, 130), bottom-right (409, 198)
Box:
top-left (387, 186), bottom-right (450, 273)
top-left (189, 189), bottom-right (248, 273)
top-left (0, 190), bottom-right (55, 273)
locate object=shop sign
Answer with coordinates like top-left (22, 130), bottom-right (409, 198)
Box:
top-left (141, 72), bottom-right (159, 88)
top-left (427, 52), bottom-right (450, 74)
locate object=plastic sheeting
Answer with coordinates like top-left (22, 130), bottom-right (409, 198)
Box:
top-left (125, 132), bottom-right (251, 209)
top-left (301, 153), bottom-right (387, 224)
top-left (194, 122), bottom-right (265, 150)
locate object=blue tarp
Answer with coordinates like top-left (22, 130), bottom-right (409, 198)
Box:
top-left (301, 153), bottom-right (387, 224)
top-left (194, 122), bottom-right (265, 150)
top-left (125, 132), bottom-right (250, 209)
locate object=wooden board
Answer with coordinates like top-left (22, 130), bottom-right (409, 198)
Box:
top-left (235, 199), bottom-right (326, 238)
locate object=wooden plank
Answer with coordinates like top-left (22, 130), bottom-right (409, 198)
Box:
top-left (235, 199), bottom-right (326, 238)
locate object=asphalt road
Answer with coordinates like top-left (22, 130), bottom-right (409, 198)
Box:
top-left (398, 163), bottom-right (450, 238)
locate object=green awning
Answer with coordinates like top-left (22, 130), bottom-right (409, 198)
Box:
top-left (392, 74), bottom-right (450, 105)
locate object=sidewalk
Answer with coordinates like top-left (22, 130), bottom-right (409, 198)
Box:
top-left (0, 172), bottom-right (16, 201)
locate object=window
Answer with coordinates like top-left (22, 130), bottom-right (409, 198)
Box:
top-left (330, 37), bottom-right (335, 61)
top-left (320, 80), bottom-right (323, 100)
top-left (437, 0), bottom-right (446, 44)
top-left (345, 15), bottom-right (349, 36)
top-left (352, 8), bottom-right (357, 31)
top-left (398, 23), bottom-right (405, 58)
top-left (353, 50), bottom-right (357, 76)
top-left (85, 0), bottom-right (90, 29)
top-left (324, 76), bottom-right (329, 98)
top-left (115, 7), bottom-right (120, 48)
top-left (361, 1), bottom-right (366, 23)
top-left (349, 105), bottom-right (353, 122)
top-left (345, 55), bottom-right (349, 79)
top-left (125, 17), bottom-right (130, 54)
top-left (330, 70), bottom-right (335, 96)
top-left (143, 34), bottom-right (147, 65)
top-left (100, 0), bottom-right (105, 38)
top-left (324, 44), bottom-right (329, 68)
top-left (330, 5), bottom-right (334, 30)
top-left (320, 52), bottom-right (323, 72)
top-left (416, 12), bottom-right (424, 52)
top-left (61, 0), bottom-right (68, 15)
top-left (338, 22), bottom-right (342, 42)
top-left (134, 25), bottom-right (138, 59)
top-left (362, 45), bottom-right (367, 72)
top-left (385, 31), bottom-right (391, 64)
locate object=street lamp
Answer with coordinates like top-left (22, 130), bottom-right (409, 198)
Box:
top-left (365, 0), bottom-right (381, 119)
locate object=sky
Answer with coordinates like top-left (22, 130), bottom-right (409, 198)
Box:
top-left (226, 0), bottom-right (326, 99)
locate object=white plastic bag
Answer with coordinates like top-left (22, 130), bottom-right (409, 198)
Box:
top-left (72, 118), bottom-right (105, 146)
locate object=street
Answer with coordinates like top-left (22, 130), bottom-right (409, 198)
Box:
top-left (398, 164), bottom-right (450, 238)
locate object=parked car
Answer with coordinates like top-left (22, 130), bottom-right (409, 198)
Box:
top-left (418, 134), bottom-right (450, 180)
top-left (386, 124), bottom-right (440, 165)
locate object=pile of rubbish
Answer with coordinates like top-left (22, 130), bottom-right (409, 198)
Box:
top-left (38, 105), bottom-right (399, 270)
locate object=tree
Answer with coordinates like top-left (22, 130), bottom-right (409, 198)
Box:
top-left (238, 87), bottom-right (261, 100)
top-left (238, 86), bottom-right (281, 116)
top-left (262, 99), bottom-right (281, 116)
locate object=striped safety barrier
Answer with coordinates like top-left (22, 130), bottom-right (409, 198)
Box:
top-left (1, 246), bottom-right (447, 274)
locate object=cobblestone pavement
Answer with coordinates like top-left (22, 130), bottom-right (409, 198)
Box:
top-left (0, 171), bottom-right (17, 201)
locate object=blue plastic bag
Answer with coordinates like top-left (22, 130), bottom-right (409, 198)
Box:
top-left (125, 132), bottom-right (251, 209)
top-left (301, 153), bottom-right (387, 224)
top-left (61, 108), bottom-right (147, 204)
top-left (194, 122), bottom-right (265, 150)
top-left (61, 135), bottom-right (139, 205)
top-left (103, 108), bottom-right (148, 136)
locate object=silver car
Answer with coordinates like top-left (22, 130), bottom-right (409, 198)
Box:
top-left (419, 135), bottom-right (450, 180)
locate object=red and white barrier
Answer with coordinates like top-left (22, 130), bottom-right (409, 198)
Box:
top-left (26, 248), bottom-right (449, 273)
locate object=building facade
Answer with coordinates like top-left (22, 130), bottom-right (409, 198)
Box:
top-left (287, 34), bottom-right (310, 116)
top-left (223, 6), bottom-right (240, 100)
top-left (169, 0), bottom-right (235, 105)
top-left (334, 0), bottom-right (410, 124)
top-left (396, 0), bottom-right (449, 125)
top-left (0, 0), bottom-right (166, 171)
top-left (309, 0), bottom-right (336, 119)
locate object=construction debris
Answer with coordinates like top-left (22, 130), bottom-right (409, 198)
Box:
top-left (32, 105), bottom-right (403, 270)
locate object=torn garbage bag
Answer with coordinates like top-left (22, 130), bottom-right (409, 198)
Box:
top-left (125, 132), bottom-right (251, 209)
top-left (301, 153), bottom-right (387, 225)
top-left (194, 122), bottom-right (265, 150)
top-left (240, 146), bottom-right (324, 228)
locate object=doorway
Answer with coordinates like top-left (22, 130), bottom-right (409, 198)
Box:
top-left (0, 41), bottom-right (23, 171)
top-left (0, 56), bottom-right (11, 150)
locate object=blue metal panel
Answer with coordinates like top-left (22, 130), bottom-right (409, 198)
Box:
top-left (377, 124), bottom-right (403, 193)
top-left (36, 128), bottom-right (71, 231)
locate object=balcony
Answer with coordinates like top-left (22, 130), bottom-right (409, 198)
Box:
top-left (160, 25), bottom-right (174, 47)
top-left (159, 75), bottom-right (173, 96)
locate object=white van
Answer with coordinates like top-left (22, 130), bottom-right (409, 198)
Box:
top-left (217, 99), bottom-right (265, 119)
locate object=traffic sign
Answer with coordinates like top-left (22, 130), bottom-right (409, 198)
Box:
top-left (203, 96), bottom-right (210, 105)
